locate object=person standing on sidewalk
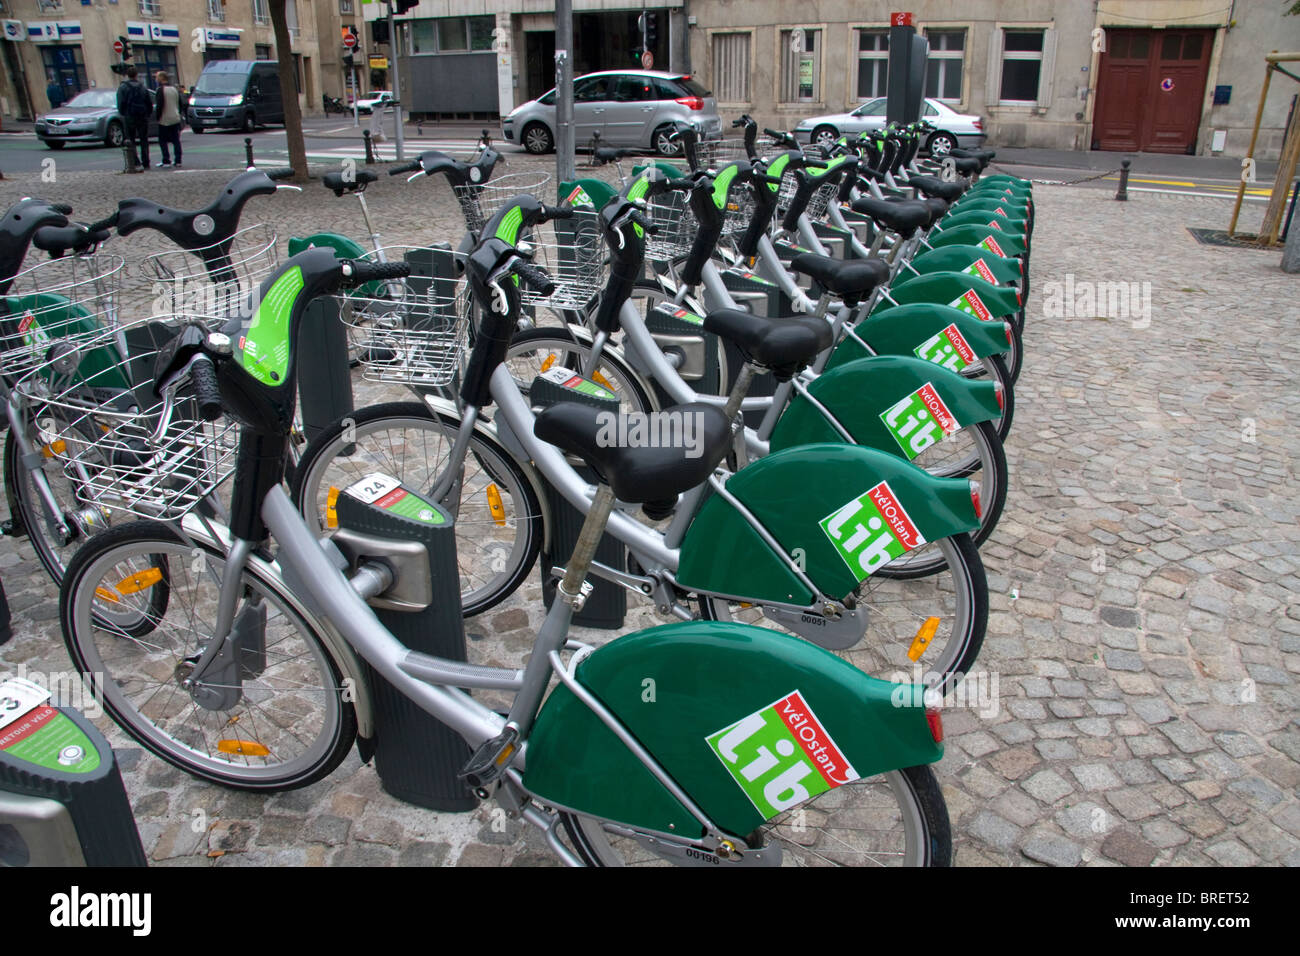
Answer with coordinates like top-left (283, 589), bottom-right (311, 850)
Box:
top-left (46, 75), bottom-right (65, 110)
top-left (154, 71), bottom-right (183, 169)
top-left (116, 66), bottom-right (151, 170)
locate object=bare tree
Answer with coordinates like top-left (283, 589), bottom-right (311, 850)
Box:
top-left (268, 0), bottom-right (308, 180)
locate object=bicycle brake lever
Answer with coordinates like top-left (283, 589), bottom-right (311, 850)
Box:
top-left (275, 184), bottom-right (304, 192)
top-left (406, 171), bottom-right (427, 183)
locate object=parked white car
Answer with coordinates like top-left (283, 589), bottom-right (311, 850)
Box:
top-left (794, 98), bottom-right (985, 155)
top-left (354, 91), bottom-right (394, 115)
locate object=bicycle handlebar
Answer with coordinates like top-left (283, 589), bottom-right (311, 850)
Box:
top-left (539, 203), bottom-right (574, 222)
top-left (513, 261), bottom-right (555, 298)
top-left (86, 211), bottom-right (120, 233)
top-left (389, 160), bottom-right (421, 175)
top-left (341, 260), bottom-right (411, 286)
top-left (189, 355), bottom-right (222, 422)
top-left (50, 203), bottom-right (73, 216)
top-left (264, 167), bottom-right (297, 181)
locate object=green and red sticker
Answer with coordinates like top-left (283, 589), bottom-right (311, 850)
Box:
top-left (963, 258), bottom-right (997, 284)
top-left (949, 288), bottom-right (992, 322)
top-left (880, 381), bottom-right (961, 459)
top-left (651, 303), bottom-right (704, 327)
top-left (0, 678), bottom-right (99, 774)
top-left (980, 235), bottom-right (1006, 257)
top-left (820, 480), bottom-right (927, 583)
top-left (564, 185), bottom-right (594, 208)
top-left (706, 690), bottom-right (859, 819)
top-left (539, 365), bottom-right (616, 398)
top-left (345, 472), bottom-right (445, 525)
top-left (914, 322), bottom-right (977, 372)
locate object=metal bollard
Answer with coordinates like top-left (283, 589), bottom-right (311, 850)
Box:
top-left (363, 129), bottom-right (375, 165)
top-left (244, 137), bottom-right (255, 167)
top-left (1115, 158), bottom-right (1131, 201)
top-left (122, 133), bottom-right (137, 174)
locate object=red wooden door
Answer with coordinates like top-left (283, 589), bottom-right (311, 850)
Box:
top-left (1092, 28), bottom-right (1213, 153)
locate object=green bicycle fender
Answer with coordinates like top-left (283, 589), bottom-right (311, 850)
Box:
top-left (951, 196), bottom-right (1031, 216)
top-left (975, 173), bottom-right (1030, 187)
top-left (874, 271), bottom-right (1021, 320)
top-left (927, 224), bottom-right (1027, 257)
top-left (559, 178), bottom-right (618, 211)
top-left (632, 160), bottom-right (689, 179)
top-left (768, 355), bottom-right (1002, 455)
top-left (825, 302), bottom-right (1011, 372)
top-left (287, 233), bottom-right (384, 298)
top-left (2, 293), bottom-right (127, 389)
top-left (895, 247), bottom-right (1023, 289)
top-left (523, 619), bottom-right (943, 840)
top-left (938, 212), bottom-right (1030, 236)
top-left (678, 442), bottom-right (978, 603)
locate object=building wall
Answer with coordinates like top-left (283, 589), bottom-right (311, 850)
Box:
top-left (686, 0), bottom-right (1300, 158)
top-left (0, 0), bottom-right (325, 121)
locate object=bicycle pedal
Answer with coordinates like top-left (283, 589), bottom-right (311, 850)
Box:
top-left (458, 726), bottom-right (520, 789)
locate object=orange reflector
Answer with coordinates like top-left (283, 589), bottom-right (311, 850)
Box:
top-left (485, 483), bottom-right (506, 526)
top-left (41, 439), bottom-right (67, 458)
top-left (326, 486), bottom-right (340, 530)
top-left (94, 586), bottom-right (121, 604)
top-left (591, 369), bottom-right (614, 391)
top-left (218, 740), bottom-right (270, 757)
top-left (494, 743), bottom-right (516, 767)
top-left (908, 617), bottom-right (940, 661)
top-left (540, 353), bottom-right (557, 372)
top-left (114, 567), bottom-right (162, 596)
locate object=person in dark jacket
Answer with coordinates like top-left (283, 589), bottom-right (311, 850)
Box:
top-left (115, 66), bottom-right (151, 170)
top-left (46, 76), bottom-right (65, 110)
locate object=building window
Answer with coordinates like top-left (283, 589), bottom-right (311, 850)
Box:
top-left (856, 30), bottom-right (889, 100)
top-left (999, 29), bottom-right (1044, 103)
top-left (711, 32), bottom-right (750, 103)
top-left (339, 0), bottom-right (353, 13)
top-left (36, 0), bottom-right (64, 12)
top-left (924, 29), bottom-right (964, 102)
top-left (779, 28), bottom-right (820, 103)
top-left (41, 44), bottom-right (86, 98)
top-left (136, 44), bottom-right (179, 86)
top-left (251, 0), bottom-right (269, 26)
top-left (207, 0), bottom-right (225, 23)
top-left (286, 0), bottom-right (300, 42)
top-left (255, 43), bottom-right (272, 60)
top-left (138, 0), bottom-right (161, 17)
top-left (292, 52), bottom-right (303, 94)
top-left (410, 16), bottom-right (494, 55)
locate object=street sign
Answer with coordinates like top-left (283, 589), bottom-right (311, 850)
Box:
top-left (112, 39), bottom-right (124, 54)
top-left (343, 32), bottom-right (357, 49)
top-left (641, 50), bottom-right (653, 69)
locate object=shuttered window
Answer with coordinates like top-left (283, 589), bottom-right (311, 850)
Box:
top-left (712, 32), bottom-right (751, 104)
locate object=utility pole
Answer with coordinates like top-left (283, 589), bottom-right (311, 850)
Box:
top-left (555, 0), bottom-right (574, 185)
top-left (386, 0), bottom-right (405, 161)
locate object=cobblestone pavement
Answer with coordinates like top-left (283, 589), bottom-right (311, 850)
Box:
top-left (0, 160), bottom-right (1295, 866)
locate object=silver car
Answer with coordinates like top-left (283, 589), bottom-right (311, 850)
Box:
top-left (35, 88), bottom-right (158, 150)
top-left (503, 70), bottom-right (722, 156)
top-left (794, 97), bottom-right (985, 156)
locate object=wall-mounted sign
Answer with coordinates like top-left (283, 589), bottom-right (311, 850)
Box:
top-left (2, 19), bottom-right (24, 41)
top-left (369, 56), bottom-right (388, 69)
top-left (1160, 77), bottom-right (1174, 92)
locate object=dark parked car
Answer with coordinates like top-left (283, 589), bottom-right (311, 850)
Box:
top-left (35, 88), bottom-right (158, 150)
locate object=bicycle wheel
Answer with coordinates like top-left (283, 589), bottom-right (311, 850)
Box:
top-left (290, 402), bottom-right (543, 618)
top-left (59, 520), bottom-right (356, 790)
top-left (699, 533), bottom-right (987, 697)
top-left (960, 353), bottom-right (1015, 442)
top-left (625, 279), bottom-right (730, 395)
top-left (561, 764), bottom-right (951, 866)
top-left (504, 326), bottom-right (658, 415)
top-left (876, 420), bottom-right (1007, 578)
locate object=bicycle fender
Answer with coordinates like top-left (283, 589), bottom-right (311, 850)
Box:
top-left (769, 355), bottom-right (1001, 455)
top-left (286, 233), bottom-right (386, 299)
top-left (558, 178), bottom-right (618, 211)
top-left (677, 443), bottom-right (978, 603)
top-left (875, 271), bottom-right (1021, 318)
top-left (524, 619), bottom-right (942, 840)
top-left (927, 224), bottom-right (1027, 257)
top-left (938, 211), bottom-right (1030, 236)
top-left (827, 303), bottom-right (1011, 373)
top-left (895, 246), bottom-right (1023, 289)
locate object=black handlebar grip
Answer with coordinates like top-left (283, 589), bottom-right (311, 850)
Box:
top-left (542, 203), bottom-right (575, 221)
top-left (630, 211), bottom-right (659, 235)
top-left (190, 356), bottom-right (223, 422)
top-left (389, 161), bottom-right (421, 175)
top-left (665, 178), bottom-right (697, 191)
top-left (343, 260), bottom-right (411, 286)
top-left (264, 167), bottom-right (297, 181)
top-left (514, 262), bottom-right (555, 298)
top-left (50, 203), bottom-right (74, 215)
top-left (86, 211), bottom-right (120, 233)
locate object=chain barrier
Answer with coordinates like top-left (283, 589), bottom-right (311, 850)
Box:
top-left (987, 162), bottom-right (1123, 186)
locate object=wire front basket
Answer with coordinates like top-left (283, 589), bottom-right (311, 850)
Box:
top-left (775, 176), bottom-right (839, 224)
top-left (517, 215), bottom-right (608, 312)
top-left (335, 246), bottom-right (469, 387)
top-left (695, 138), bottom-right (753, 170)
top-left (1, 253), bottom-right (125, 383)
top-left (644, 190), bottom-right (697, 262)
top-left (452, 171), bottom-right (553, 236)
top-left (17, 323), bottom-right (239, 521)
top-left (136, 222), bottom-right (279, 323)
top-left (721, 182), bottom-right (757, 239)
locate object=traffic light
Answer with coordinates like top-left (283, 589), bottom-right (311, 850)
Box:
top-left (645, 14), bottom-right (657, 49)
top-left (343, 50), bottom-right (354, 68)
top-left (394, 0), bottom-right (419, 14)
top-left (372, 19), bottom-right (389, 46)
top-left (118, 36), bottom-right (132, 60)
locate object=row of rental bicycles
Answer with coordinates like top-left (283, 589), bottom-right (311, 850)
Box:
top-left (0, 115), bottom-right (1033, 866)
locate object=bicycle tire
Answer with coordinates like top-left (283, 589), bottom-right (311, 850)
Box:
top-left (963, 353), bottom-right (1014, 442)
top-left (699, 532), bottom-right (988, 697)
top-left (290, 402), bottom-right (543, 618)
top-left (60, 520), bottom-right (357, 790)
top-left (504, 326), bottom-right (658, 415)
top-left (561, 764), bottom-right (951, 866)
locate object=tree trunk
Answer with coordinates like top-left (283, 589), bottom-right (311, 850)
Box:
top-left (268, 0), bottom-right (308, 181)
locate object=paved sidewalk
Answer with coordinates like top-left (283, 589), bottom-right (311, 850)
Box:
top-left (0, 164), bottom-right (1295, 866)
